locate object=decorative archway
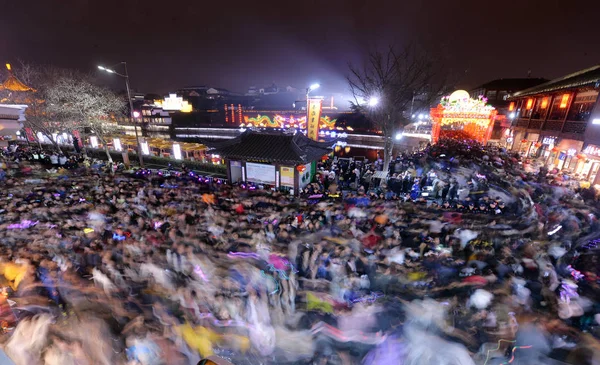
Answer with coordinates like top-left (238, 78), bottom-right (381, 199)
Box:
top-left (430, 90), bottom-right (497, 144)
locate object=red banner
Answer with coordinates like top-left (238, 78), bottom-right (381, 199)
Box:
top-left (72, 130), bottom-right (83, 148)
top-left (24, 128), bottom-right (35, 142)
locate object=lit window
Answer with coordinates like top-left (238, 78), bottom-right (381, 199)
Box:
top-left (541, 97), bottom-right (549, 109)
top-left (560, 94), bottom-right (570, 108)
top-left (526, 99), bottom-right (533, 110)
top-left (508, 102), bottom-right (515, 111)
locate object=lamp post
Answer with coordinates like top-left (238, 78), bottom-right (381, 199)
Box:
top-left (306, 83), bottom-right (320, 103)
top-left (97, 62), bottom-right (144, 168)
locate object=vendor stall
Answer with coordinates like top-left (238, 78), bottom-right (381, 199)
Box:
top-left (210, 129), bottom-right (332, 194)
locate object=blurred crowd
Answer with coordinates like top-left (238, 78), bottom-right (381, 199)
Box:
top-left (0, 140), bottom-right (599, 364)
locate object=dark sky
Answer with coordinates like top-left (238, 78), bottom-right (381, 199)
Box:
top-left (2, 0), bottom-right (600, 96)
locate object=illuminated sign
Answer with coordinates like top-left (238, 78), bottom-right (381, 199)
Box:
top-left (542, 137), bottom-right (556, 145)
top-left (567, 148), bottom-right (577, 156)
top-left (162, 94), bottom-right (192, 112)
top-left (584, 145), bottom-right (600, 157)
top-left (307, 98), bottom-right (323, 140)
top-left (173, 143), bottom-right (182, 160)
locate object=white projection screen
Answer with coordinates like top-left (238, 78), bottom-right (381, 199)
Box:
top-left (245, 163), bottom-right (276, 185)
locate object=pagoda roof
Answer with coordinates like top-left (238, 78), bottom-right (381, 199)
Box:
top-left (0, 72), bottom-right (35, 92)
top-left (209, 129), bottom-right (333, 164)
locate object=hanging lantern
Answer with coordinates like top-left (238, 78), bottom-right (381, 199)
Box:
top-left (322, 155), bottom-right (329, 161)
top-left (334, 145), bottom-right (341, 153)
top-left (577, 153), bottom-right (586, 160)
top-left (521, 139), bottom-right (528, 143)
top-left (344, 146), bottom-right (351, 153)
top-left (551, 147), bottom-right (559, 153)
top-left (296, 165), bottom-right (306, 173)
top-left (535, 142), bottom-right (542, 148)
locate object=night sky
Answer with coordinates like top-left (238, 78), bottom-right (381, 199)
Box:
top-left (2, 0), bottom-right (600, 96)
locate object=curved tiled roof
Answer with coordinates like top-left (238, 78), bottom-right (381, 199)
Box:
top-left (0, 73), bottom-right (35, 92)
top-left (510, 65), bottom-right (600, 98)
top-left (210, 129), bottom-right (333, 164)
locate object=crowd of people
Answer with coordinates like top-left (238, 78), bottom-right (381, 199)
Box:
top-left (0, 139), bottom-right (599, 365)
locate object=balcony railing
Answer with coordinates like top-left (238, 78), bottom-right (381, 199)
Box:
top-left (561, 121), bottom-right (587, 134)
top-left (528, 120), bottom-right (543, 130)
top-left (542, 120), bottom-right (563, 131)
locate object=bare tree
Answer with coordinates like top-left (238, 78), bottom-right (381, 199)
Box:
top-left (348, 44), bottom-right (449, 174)
top-left (46, 74), bottom-right (124, 162)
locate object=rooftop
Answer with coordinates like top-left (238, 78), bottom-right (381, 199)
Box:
top-left (511, 65), bottom-right (600, 98)
top-left (0, 66), bottom-right (35, 93)
top-left (209, 129), bottom-right (333, 164)
top-left (473, 78), bottom-right (548, 92)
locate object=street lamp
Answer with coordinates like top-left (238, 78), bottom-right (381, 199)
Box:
top-left (306, 83), bottom-right (320, 102)
top-left (368, 97), bottom-right (379, 107)
top-left (97, 62), bottom-right (144, 168)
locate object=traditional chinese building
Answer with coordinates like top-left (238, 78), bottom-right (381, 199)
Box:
top-left (0, 64), bottom-right (34, 143)
top-left (210, 129), bottom-right (332, 194)
top-left (508, 64), bottom-right (600, 185)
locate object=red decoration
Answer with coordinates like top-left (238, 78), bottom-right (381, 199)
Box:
top-left (551, 147), bottom-right (559, 153)
top-left (296, 165), bottom-right (306, 173)
top-left (577, 154), bottom-right (586, 160)
top-left (535, 142), bottom-right (542, 148)
top-left (521, 139), bottom-right (528, 143)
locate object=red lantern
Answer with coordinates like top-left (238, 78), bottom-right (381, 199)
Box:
top-left (521, 139), bottom-right (528, 143)
top-left (577, 154), bottom-right (586, 160)
top-left (296, 165), bottom-right (306, 173)
top-left (535, 142), bottom-right (542, 148)
top-left (551, 147), bottom-right (559, 153)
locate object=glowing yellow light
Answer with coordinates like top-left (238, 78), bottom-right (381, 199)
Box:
top-left (508, 102), bottom-right (515, 111)
top-left (180, 101), bottom-right (192, 113)
top-left (5, 64), bottom-right (11, 71)
top-left (526, 99), bottom-right (533, 110)
top-left (541, 97), bottom-right (548, 109)
top-left (560, 94), bottom-right (570, 108)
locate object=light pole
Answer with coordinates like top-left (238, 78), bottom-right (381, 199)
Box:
top-left (306, 83), bottom-right (320, 108)
top-left (98, 62), bottom-right (144, 168)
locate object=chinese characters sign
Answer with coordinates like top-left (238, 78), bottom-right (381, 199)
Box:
top-left (307, 98), bottom-right (323, 141)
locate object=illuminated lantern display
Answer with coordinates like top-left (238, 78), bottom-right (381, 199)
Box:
top-left (521, 139), bottom-right (528, 143)
top-left (296, 165), bottom-right (306, 173)
top-left (526, 99), bottom-right (533, 110)
top-left (541, 97), bottom-right (549, 109)
top-left (344, 146), bottom-right (351, 153)
top-left (560, 94), bottom-right (570, 108)
top-left (551, 147), bottom-right (559, 153)
top-left (508, 102), bottom-right (515, 111)
top-left (334, 145), bottom-right (341, 152)
top-left (430, 90), bottom-right (497, 144)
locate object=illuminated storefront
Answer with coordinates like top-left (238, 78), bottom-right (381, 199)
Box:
top-left (582, 144), bottom-right (600, 185)
top-left (430, 90), bottom-right (497, 144)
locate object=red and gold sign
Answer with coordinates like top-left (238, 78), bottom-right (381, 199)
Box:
top-left (430, 90), bottom-right (497, 144)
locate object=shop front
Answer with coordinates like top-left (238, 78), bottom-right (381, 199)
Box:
top-left (552, 139), bottom-right (584, 172)
top-left (582, 144), bottom-right (600, 185)
top-left (522, 133), bottom-right (539, 157)
top-left (538, 136), bottom-right (558, 162)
